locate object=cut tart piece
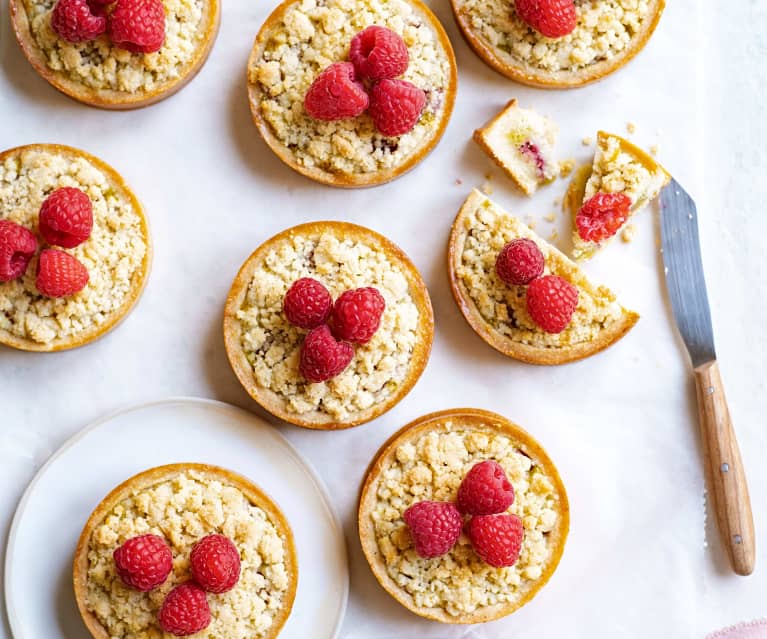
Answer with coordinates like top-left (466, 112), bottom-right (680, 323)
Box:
top-left (358, 408), bottom-right (569, 623)
top-left (448, 189), bottom-right (638, 365)
top-left (450, 0), bottom-right (665, 88)
top-left (10, 0), bottom-right (220, 108)
top-left (0, 144), bottom-right (151, 352)
top-left (73, 463), bottom-right (297, 639)
top-left (223, 221), bottom-right (434, 429)
top-left (473, 99), bottom-right (558, 196)
top-left (247, 0), bottom-right (457, 187)
top-left (568, 131), bottom-right (670, 260)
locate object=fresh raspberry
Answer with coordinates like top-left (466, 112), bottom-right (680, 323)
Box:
top-left (36, 248), bottom-right (89, 298)
top-left (190, 534), bottom-right (241, 594)
top-left (368, 79), bottom-right (426, 137)
top-left (108, 0), bottom-right (166, 53)
top-left (283, 278), bottom-right (332, 329)
top-left (467, 514), bottom-right (524, 568)
top-left (304, 62), bottom-right (369, 121)
top-left (51, 0), bottom-right (106, 42)
top-left (113, 534), bottom-right (172, 591)
top-left (38, 187), bottom-right (94, 249)
top-left (158, 583), bottom-right (211, 636)
top-left (331, 287), bottom-right (385, 344)
top-left (403, 501), bottom-right (463, 559)
top-left (299, 324), bottom-right (354, 383)
top-left (457, 461), bottom-right (515, 516)
top-left (495, 238), bottom-right (544, 286)
top-left (526, 274), bottom-right (578, 334)
top-left (0, 221), bottom-right (38, 282)
top-left (349, 26), bottom-right (409, 80)
top-left (514, 0), bottom-right (576, 38)
top-left (576, 192), bottom-right (632, 244)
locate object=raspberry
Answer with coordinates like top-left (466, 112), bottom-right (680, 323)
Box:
top-left (299, 324), bottom-right (354, 383)
top-left (331, 287), bottom-right (385, 344)
top-left (514, 0), bottom-right (576, 38)
top-left (108, 0), bottom-right (166, 53)
top-left (495, 238), bottom-right (544, 286)
top-left (457, 461), bottom-right (515, 516)
top-left (38, 187), bottom-right (94, 249)
top-left (403, 501), bottom-right (462, 559)
top-left (368, 79), bottom-right (426, 137)
top-left (0, 220), bottom-right (37, 282)
top-left (349, 26), bottom-right (409, 80)
top-left (36, 248), bottom-right (89, 298)
top-left (304, 62), bottom-right (369, 121)
top-left (113, 534), bottom-right (172, 591)
top-left (190, 534), bottom-right (241, 594)
top-left (467, 514), bottom-right (524, 568)
top-left (51, 0), bottom-right (106, 42)
top-left (283, 278), bottom-right (332, 329)
top-left (576, 192), bottom-right (632, 244)
top-left (519, 141), bottom-right (547, 179)
top-left (526, 274), bottom-right (578, 334)
top-left (158, 583), bottom-right (211, 636)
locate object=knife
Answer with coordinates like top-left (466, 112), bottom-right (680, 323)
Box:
top-left (660, 178), bottom-right (755, 576)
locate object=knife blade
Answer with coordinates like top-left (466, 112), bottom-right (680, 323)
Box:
top-left (660, 178), bottom-right (755, 576)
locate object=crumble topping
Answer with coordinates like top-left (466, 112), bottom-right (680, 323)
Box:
top-left (0, 148), bottom-right (146, 345)
top-left (371, 422), bottom-right (562, 616)
top-left (235, 229), bottom-right (420, 421)
top-left (85, 471), bottom-right (290, 639)
top-left (249, 0), bottom-right (452, 176)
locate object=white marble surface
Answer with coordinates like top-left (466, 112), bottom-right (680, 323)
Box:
top-left (0, 1), bottom-right (765, 637)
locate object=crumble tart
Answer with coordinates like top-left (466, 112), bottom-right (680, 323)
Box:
top-left (73, 463), bottom-right (298, 639)
top-left (451, 0), bottom-right (665, 88)
top-left (247, 0), bottom-right (457, 187)
top-left (359, 408), bottom-right (569, 623)
top-left (10, 0), bottom-right (220, 108)
top-left (568, 131), bottom-right (670, 260)
top-left (473, 99), bottom-right (558, 195)
top-left (0, 144), bottom-right (150, 352)
top-left (448, 189), bottom-right (638, 365)
top-left (223, 221), bottom-right (434, 429)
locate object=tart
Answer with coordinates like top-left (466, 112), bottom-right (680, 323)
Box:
top-left (247, 0), bottom-right (457, 187)
top-left (448, 189), bottom-right (638, 365)
top-left (358, 408), bottom-right (569, 623)
top-left (10, 0), bottom-right (220, 109)
top-left (568, 131), bottom-right (670, 260)
top-left (223, 221), bottom-right (434, 429)
top-left (473, 99), bottom-right (558, 195)
top-left (73, 463), bottom-right (298, 639)
top-left (0, 144), bottom-right (151, 352)
top-left (451, 0), bottom-right (665, 88)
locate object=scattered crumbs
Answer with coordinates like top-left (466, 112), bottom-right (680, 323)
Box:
top-left (559, 159), bottom-right (575, 178)
top-left (581, 136), bottom-right (593, 146)
top-left (621, 224), bottom-right (636, 243)
top-left (548, 229), bottom-right (558, 241)
top-left (626, 122), bottom-right (637, 134)
top-left (543, 212), bottom-right (556, 223)
top-left (481, 180), bottom-right (494, 195)
top-left (650, 144), bottom-right (659, 156)
top-left (553, 197), bottom-right (561, 207)
top-left (485, 173), bottom-right (493, 181)
top-left (455, 178), bottom-right (463, 185)
top-left (525, 216), bottom-right (537, 230)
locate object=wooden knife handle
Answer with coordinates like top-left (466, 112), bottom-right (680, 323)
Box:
top-left (694, 360), bottom-right (755, 575)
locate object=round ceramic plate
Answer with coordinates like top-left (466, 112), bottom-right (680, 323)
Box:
top-left (4, 397), bottom-right (348, 639)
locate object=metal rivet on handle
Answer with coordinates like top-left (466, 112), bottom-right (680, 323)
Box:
top-left (734, 535), bottom-right (743, 545)
top-left (707, 387), bottom-right (715, 394)
top-left (721, 463), bottom-right (730, 473)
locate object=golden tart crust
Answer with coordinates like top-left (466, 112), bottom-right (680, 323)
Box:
top-left (0, 144), bottom-right (151, 352)
top-left (9, 0), bottom-right (220, 109)
top-left (223, 221), bottom-right (434, 430)
top-left (73, 463), bottom-right (298, 639)
top-left (448, 189), bottom-right (638, 365)
top-left (358, 408), bottom-right (569, 623)
top-left (450, 0), bottom-right (665, 88)
top-left (247, 0), bottom-right (457, 187)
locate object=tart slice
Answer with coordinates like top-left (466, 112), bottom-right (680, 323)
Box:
top-left (448, 189), bottom-right (638, 365)
top-left (569, 131), bottom-right (670, 260)
top-left (473, 99), bottom-right (558, 195)
top-left (359, 408), bottom-right (569, 623)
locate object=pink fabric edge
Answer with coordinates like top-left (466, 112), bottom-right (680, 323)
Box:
top-left (707, 619), bottom-right (767, 639)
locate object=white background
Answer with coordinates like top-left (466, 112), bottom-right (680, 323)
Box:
top-left (1, 0), bottom-right (765, 637)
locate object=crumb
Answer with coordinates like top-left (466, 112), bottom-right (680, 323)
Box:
top-left (481, 181), bottom-right (494, 195)
top-left (626, 122), bottom-right (637, 134)
top-left (649, 145), bottom-right (659, 156)
top-left (559, 159), bottom-right (575, 178)
top-left (455, 178), bottom-right (463, 185)
top-left (622, 224), bottom-right (636, 243)
top-left (485, 173), bottom-right (493, 181)
top-left (553, 197), bottom-right (561, 207)
top-left (548, 229), bottom-right (558, 241)
top-left (543, 212), bottom-right (556, 223)
top-left (581, 136), bottom-right (592, 146)
top-left (525, 216), bottom-right (537, 230)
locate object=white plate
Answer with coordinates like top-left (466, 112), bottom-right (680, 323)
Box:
top-left (4, 397), bottom-right (348, 639)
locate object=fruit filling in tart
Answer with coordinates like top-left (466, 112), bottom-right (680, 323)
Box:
top-left (569, 131), bottom-right (669, 260)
